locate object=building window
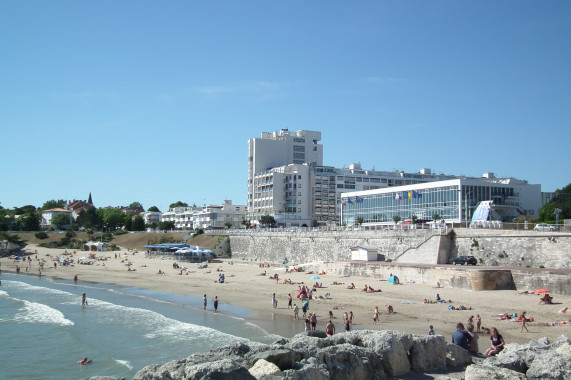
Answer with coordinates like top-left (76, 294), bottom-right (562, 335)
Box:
top-left (293, 145), bottom-right (305, 152)
top-left (293, 138), bottom-right (305, 143)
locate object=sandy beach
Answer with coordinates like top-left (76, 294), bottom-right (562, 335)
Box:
top-left (2, 244), bottom-right (570, 348)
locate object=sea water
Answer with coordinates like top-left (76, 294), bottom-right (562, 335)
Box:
top-left (0, 273), bottom-right (285, 379)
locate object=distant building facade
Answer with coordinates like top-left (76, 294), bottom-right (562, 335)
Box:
top-left (159, 201), bottom-right (247, 230)
top-left (41, 208), bottom-right (73, 229)
top-left (340, 177), bottom-right (542, 226)
top-left (247, 130), bottom-right (544, 228)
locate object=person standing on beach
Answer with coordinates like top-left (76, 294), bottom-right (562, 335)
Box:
top-left (476, 315), bottom-right (482, 332)
top-left (344, 312), bottom-right (351, 332)
top-left (203, 294), bottom-right (207, 310)
top-left (287, 293), bottom-right (293, 309)
top-left (82, 293), bottom-right (88, 306)
top-left (349, 311), bottom-right (354, 328)
top-left (293, 304), bottom-right (299, 320)
top-left (213, 296), bottom-right (219, 312)
top-left (310, 313), bottom-right (317, 330)
top-left (428, 325), bottom-right (435, 335)
top-left (272, 293), bottom-right (278, 309)
top-left (74, 275), bottom-right (78, 284)
top-left (326, 320), bottom-right (335, 336)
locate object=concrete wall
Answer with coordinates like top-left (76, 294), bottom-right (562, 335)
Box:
top-left (230, 229), bottom-right (571, 269)
top-left (449, 229), bottom-right (571, 269)
top-left (320, 262), bottom-right (571, 295)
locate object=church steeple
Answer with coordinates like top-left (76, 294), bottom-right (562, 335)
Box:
top-left (88, 192), bottom-right (93, 205)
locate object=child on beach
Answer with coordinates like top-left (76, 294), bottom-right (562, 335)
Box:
top-left (293, 304), bottom-right (299, 320)
top-left (304, 318), bottom-right (311, 331)
top-left (272, 293), bottom-right (278, 309)
top-left (203, 294), bottom-right (207, 310)
top-left (428, 325), bottom-right (435, 335)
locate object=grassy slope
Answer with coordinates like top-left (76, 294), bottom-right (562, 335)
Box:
top-left (12, 232), bottom-right (224, 252)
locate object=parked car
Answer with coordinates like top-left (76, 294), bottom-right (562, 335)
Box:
top-left (534, 224), bottom-right (556, 232)
top-left (451, 256), bottom-right (477, 265)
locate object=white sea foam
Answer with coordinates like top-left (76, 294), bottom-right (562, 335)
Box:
top-left (0, 290), bottom-right (8, 297)
top-left (113, 359), bottom-right (133, 370)
top-left (15, 300), bottom-right (74, 326)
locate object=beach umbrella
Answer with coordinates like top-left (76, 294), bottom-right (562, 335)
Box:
top-left (310, 276), bottom-right (320, 280)
top-left (532, 289), bottom-right (550, 294)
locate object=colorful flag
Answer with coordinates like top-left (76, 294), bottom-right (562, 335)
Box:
top-left (355, 196), bottom-right (363, 203)
top-left (402, 191), bottom-right (408, 200)
top-left (407, 192), bottom-right (412, 200)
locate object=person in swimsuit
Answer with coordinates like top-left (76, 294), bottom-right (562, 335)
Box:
top-left (213, 296), bottom-right (219, 312)
top-left (203, 294), bottom-right (207, 310)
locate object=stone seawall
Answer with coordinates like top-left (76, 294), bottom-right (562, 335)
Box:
top-left (229, 230), bottom-right (447, 265)
top-left (229, 229), bottom-right (571, 269)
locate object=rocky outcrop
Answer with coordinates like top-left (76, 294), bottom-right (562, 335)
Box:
top-left (466, 335), bottom-right (571, 380)
top-left (86, 331), bottom-right (570, 380)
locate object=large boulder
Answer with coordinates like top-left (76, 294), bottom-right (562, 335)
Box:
top-left (445, 343), bottom-right (473, 367)
top-left (248, 359), bottom-right (283, 379)
top-left (465, 364), bottom-right (526, 380)
top-left (321, 343), bottom-right (386, 380)
top-left (245, 346), bottom-right (299, 370)
top-left (526, 350), bottom-right (571, 380)
top-left (286, 334), bottom-right (332, 360)
top-left (284, 357), bottom-right (329, 380)
top-left (180, 359), bottom-right (254, 380)
top-left (409, 335), bottom-right (447, 372)
top-left (484, 349), bottom-right (528, 373)
top-left (359, 330), bottom-right (412, 376)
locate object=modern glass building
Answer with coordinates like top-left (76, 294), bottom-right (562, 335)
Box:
top-left (341, 178), bottom-right (541, 226)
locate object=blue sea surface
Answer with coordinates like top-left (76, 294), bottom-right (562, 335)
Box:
top-left (0, 273), bottom-right (284, 379)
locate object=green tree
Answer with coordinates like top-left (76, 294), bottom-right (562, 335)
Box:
top-left (41, 199), bottom-right (65, 210)
top-left (411, 214), bottom-right (418, 224)
top-left (158, 221), bottom-right (175, 231)
top-left (355, 216), bottom-right (364, 226)
top-left (392, 215), bottom-right (401, 224)
top-left (224, 221), bottom-right (233, 229)
top-left (124, 214), bottom-right (133, 231)
top-left (19, 212), bottom-right (41, 231)
top-left (77, 207), bottom-right (102, 230)
top-left (14, 205), bottom-right (37, 215)
top-left (260, 214), bottom-right (277, 227)
top-left (129, 201), bottom-right (143, 209)
top-left (98, 209), bottom-right (125, 231)
top-left (132, 215), bottom-right (145, 231)
top-left (51, 213), bottom-right (71, 230)
top-left (147, 206), bottom-right (160, 212)
top-left (241, 219), bottom-right (251, 229)
top-left (169, 201), bottom-right (188, 209)
top-left (432, 213), bottom-right (441, 223)
top-left (538, 183), bottom-right (571, 223)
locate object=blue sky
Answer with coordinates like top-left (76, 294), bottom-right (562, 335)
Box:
top-left (1, 1), bottom-right (569, 211)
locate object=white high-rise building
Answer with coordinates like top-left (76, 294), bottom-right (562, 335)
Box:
top-left (248, 130), bottom-right (323, 216)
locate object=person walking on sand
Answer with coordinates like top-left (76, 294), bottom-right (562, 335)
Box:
top-left (203, 294), bottom-right (207, 310)
top-left (288, 293), bottom-right (293, 308)
top-left (74, 275), bottom-right (78, 284)
top-left (272, 293), bottom-right (278, 309)
top-left (310, 313), bottom-right (317, 330)
top-left (520, 314), bottom-right (529, 333)
top-left (476, 314), bottom-right (481, 332)
top-left (293, 304), bottom-right (299, 320)
top-left (213, 296), bottom-right (219, 313)
top-left (82, 293), bottom-right (88, 307)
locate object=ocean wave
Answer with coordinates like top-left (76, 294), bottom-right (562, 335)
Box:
top-left (113, 358), bottom-right (133, 370)
top-left (0, 290), bottom-right (8, 297)
top-left (15, 300), bottom-right (74, 326)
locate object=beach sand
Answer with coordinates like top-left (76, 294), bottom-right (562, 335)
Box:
top-left (2, 244), bottom-right (570, 347)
